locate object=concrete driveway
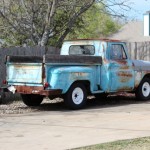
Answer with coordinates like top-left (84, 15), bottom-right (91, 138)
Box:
top-left (1, 99), bottom-right (150, 150)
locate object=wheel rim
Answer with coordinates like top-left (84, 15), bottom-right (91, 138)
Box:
top-left (142, 82), bottom-right (150, 97)
top-left (72, 87), bottom-right (84, 105)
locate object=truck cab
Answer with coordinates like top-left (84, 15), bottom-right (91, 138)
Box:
top-left (61, 39), bottom-right (135, 93)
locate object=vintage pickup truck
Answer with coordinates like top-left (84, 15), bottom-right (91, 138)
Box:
top-left (2, 39), bottom-right (150, 109)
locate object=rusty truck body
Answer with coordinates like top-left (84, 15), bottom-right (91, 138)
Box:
top-left (2, 39), bottom-right (150, 109)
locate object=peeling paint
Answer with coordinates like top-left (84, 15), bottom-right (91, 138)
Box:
top-left (135, 71), bottom-right (142, 88)
top-left (120, 66), bottom-right (130, 70)
top-left (73, 72), bottom-right (88, 77)
top-left (118, 72), bottom-right (133, 83)
top-left (116, 86), bottom-right (133, 92)
top-left (7, 63), bottom-right (43, 84)
top-left (12, 85), bottom-right (62, 96)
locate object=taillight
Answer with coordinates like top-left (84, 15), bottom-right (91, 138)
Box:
top-left (3, 80), bottom-right (7, 84)
top-left (44, 82), bottom-right (49, 88)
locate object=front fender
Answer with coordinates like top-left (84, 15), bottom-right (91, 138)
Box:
top-left (133, 60), bottom-right (150, 89)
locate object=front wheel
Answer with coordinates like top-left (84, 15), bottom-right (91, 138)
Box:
top-left (135, 77), bottom-right (150, 101)
top-left (21, 94), bottom-right (44, 106)
top-left (64, 83), bottom-right (87, 110)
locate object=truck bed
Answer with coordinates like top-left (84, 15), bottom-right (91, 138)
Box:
top-left (6, 55), bottom-right (102, 86)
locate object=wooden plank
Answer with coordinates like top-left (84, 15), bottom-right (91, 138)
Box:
top-left (7, 55), bottom-right (43, 63)
top-left (45, 55), bottom-right (102, 64)
top-left (6, 55), bottom-right (102, 64)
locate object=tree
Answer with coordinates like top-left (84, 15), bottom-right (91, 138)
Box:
top-left (0, 0), bottom-right (130, 47)
top-left (67, 3), bottom-right (121, 39)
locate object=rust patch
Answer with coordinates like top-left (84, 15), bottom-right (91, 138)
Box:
top-left (117, 60), bottom-right (128, 65)
top-left (110, 60), bottom-right (128, 65)
top-left (73, 72), bottom-right (88, 77)
top-left (103, 59), bottom-right (108, 64)
top-left (120, 66), bottom-right (129, 70)
top-left (15, 86), bottom-right (44, 94)
top-left (13, 65), bottom-right (40, 70)
top-left (134, 71), bottom-right (150, 89)
top-left (118, 72), bottom-right (133, 78)
top-left (118, 72), bottom-right (133, 83)
top-left (70, 72), bottom-right (88, 81)
top-left (40, 90), bottom-right (62, 96)
top-left (135, 72), bottom-right (142, 88)
top-left (103, 58), bottom-right (109, 64)
top-left (135, 82), bottom-right (140, 89)
top-left (116, 86), bottom-right (133, 92)
top-left (42, 64), bottom-right (46, 80)
top-left (102, 43), bottom-right (105, 53)
top-left (143, 71), bottom-right (150, 74)
top-left (120, 78), bottom-right (130, 83)
top-left (14, 86), bottom-right (62, 96)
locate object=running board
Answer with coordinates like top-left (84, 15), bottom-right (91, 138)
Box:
top-left (92, 90), bottom-right (104, 94)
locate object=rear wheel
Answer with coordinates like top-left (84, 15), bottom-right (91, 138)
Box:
top-left (64, 83), bottom-right (87, 110)
top-left (135, 77), bottom-right (150, 101)
top-left (21, 94), bottom-right (43, 106)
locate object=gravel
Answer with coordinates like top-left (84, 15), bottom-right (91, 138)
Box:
top-left (0, 101), bottom-right (34, 115)
top-left (0, 98), bottom-right (64, 115)
top-left (0, 93), bottom-right (137, 115)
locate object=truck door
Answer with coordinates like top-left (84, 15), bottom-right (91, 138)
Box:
top-left (108, 43), bottom-right (134, 92)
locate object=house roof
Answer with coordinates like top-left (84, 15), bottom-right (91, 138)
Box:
top-left (109, 21), bottom-right (150, 42)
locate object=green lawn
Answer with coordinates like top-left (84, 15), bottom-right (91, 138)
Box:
top-left (73, 137), bottom-right (150, 150)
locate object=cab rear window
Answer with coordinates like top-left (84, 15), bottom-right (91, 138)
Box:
top-left (69, 45), bottom-right (95, 55)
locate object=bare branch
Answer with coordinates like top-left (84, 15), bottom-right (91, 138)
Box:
top-left (0, 0), bottom-right (131, 46)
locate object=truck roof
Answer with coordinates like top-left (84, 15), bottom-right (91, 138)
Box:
top-left (65, 38), bottom-right (123, 42)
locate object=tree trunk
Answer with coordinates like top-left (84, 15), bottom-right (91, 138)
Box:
top-left (57, 0), bottom-right (94, 47)
top-left (39, 0), bottom-right (56, 46)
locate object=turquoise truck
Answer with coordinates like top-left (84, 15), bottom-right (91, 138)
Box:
top-left (2, 39), bottom-right (150, 109)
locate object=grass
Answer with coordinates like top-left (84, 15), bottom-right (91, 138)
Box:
top-left (73, 137), bottom-right (150, 150)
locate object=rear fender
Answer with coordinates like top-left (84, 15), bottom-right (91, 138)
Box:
top-left (47, 66), bottom-right (96, 93)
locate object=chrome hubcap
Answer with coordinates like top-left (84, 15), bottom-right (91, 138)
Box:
top-left (72, 87), bottom-right (84, 105)
top-left (142, 82), bottom-right (150, 97)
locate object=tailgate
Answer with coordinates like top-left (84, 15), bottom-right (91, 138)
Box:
top-left (6, 56), bottom-right (44, 85)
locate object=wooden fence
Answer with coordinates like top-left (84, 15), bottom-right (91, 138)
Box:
top-left (0, 46), bottom-right (59, 103)
top-left (0, 42), bottom-right (149, 103)
top-left (0, 46), bottom-right (59, 87)
top-left (127, 42), bottom-right (150, 61)
top-left (0, 42), bottom-right (150, 87)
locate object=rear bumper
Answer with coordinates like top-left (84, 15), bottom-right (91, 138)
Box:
top-left (1, 85), bottom-right (62, 96)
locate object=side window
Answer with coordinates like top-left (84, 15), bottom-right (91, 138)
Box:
top-left (110, 44), bottom-right (127, 60)
top-left (69, 45), bottom-right (95, 55)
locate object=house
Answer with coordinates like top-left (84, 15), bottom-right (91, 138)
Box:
top-left (109, 21), bottom-right (150, 42)
top-left (109, 18), bottom-right (150, 61)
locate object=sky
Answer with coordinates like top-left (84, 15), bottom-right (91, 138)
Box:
top-left (126, 0), bottom-right (150, 20)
